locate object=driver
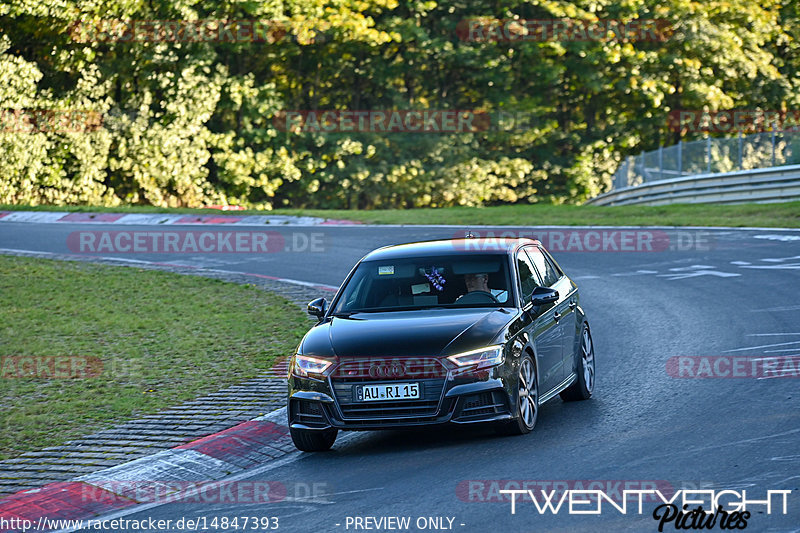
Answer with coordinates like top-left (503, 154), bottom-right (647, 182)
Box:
top-left (464, 272), bottom-right (490, 293)
top-left (459, 272), bottom-right (508, 303)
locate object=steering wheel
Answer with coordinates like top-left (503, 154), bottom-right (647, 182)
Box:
top-left (455, 290), bottom-right (499, 304)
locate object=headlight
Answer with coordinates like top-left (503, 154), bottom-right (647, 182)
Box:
top-left (447, 345), bottom-right (505, 370)
top-left (290, 354), bottom-right (335, 379)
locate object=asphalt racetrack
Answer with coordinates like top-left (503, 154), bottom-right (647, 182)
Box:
top-left (2, 221), bottom-right (799, 532)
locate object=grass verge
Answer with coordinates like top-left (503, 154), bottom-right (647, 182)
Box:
top-left (0, 256), bottom-right (308, 460)
top-left (2, 202), bottom-right (800, 228)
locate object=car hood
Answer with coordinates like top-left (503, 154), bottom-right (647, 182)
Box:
top-left (300, 308), bottom-right (515, 358)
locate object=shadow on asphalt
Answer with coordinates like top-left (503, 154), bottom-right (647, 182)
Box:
top-left (320, 398), bottom-right (603, 457)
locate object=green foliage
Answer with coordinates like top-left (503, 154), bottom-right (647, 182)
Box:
top-left (0, 0), bottom-right (797, 208)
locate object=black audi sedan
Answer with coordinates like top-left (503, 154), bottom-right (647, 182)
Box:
top-left (287, 238), bottom-right (594, 451)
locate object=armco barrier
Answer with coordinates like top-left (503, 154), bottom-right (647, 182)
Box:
top-left (586, 164), bottom-right (800, 206)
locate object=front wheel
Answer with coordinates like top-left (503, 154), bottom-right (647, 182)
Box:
top-left (497, 354), bottom-right (538, 435)
top-left (290, 426), bottom-right (338, 452)
top-left (561, 324), bottom-right (595, 402)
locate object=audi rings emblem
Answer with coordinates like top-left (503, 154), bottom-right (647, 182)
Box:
top-left (369, 364), bottom-right (407, 378)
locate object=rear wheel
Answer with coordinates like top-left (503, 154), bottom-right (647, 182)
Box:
top-left (290, 426), bottom-right (338, 452)
top-left (561, 324), bottom-right (595, 402)
top-left (497, 354), bottom-right (538, 435)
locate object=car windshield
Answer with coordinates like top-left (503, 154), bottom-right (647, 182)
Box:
top-left (332, 254), bottom-right (513, 313)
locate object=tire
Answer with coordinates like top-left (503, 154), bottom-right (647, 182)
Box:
top-left (290, 426), bottom-right (338, 452)
top-left (561, 323), bottom-right (595, 402)
top-left (496, 354), bottom-right (538, 436)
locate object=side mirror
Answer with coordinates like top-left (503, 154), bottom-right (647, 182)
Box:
top-left (530, 286), bottom-right (559, 306)
top-left (307, 297), bottom-right (327, 318)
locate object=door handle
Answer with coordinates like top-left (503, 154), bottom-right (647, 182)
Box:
top-left (569, 300), bottom-right (577, 309)
top-left (553, 311), bottom-right (561, 322)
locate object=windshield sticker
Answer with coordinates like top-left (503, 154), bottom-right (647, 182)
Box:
top-left (412, 282), bottom-right (431, 295)
top-left (378, 265), bottom-right (395, 275)
top-left (424, 267), bottom-right (446, 291)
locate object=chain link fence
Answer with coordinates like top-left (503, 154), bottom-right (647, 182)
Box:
top-left (613, 130), bottom-right (800, 190)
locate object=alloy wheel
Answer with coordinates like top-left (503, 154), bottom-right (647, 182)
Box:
top-left (518, 357), bottom-right (538, 429)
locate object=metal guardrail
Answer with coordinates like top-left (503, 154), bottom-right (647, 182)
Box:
top-left (586, 164), bottom-right (800, 206)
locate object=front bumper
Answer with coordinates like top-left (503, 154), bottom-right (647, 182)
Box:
top-left (288, 376), bottom-right (513, 431)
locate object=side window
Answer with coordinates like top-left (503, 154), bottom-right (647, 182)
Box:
top-left (540, 247), bottom-right (564, 280)
top-left (525, 247), bottom-right (559, 287)
top-left (516, 250), bottom-right (542, 302)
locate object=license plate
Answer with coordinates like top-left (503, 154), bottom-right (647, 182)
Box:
top-left (356, 383), bottom-right (420, 402)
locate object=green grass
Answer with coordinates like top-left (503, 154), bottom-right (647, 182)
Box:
top-left (281, 203), bottom-right (800, 228)
top-left (3, 202), bottom-right (800, 227)
top-left (0, 256), bottom-right (309, 460)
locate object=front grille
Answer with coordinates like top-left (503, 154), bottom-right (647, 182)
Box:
top-left (337, 399), bottom-right (456, 426)
top-left (331, 378), bottom-right (446, 420)
top-left (459, 391), bottom-right (507, 418)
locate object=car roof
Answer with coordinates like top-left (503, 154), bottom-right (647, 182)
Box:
top-left (361, 238), bottom-right (542, 261)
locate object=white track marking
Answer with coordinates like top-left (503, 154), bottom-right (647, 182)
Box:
top-left (723, 341), bottom-right (800, 352)
top-left (668, 265), bottom-right (715, 271)
top-left (658, 270), bottom-right (740, 280)
top-left (740, 263), bottom-right (800, 270)
top-left (754, 234), bottom-right (800, 242)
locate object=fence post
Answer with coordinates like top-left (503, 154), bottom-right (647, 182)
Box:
top-left (626, 156), bottom-right (633, 187)
top-left (738, 131), bottom-right (743, 170)
top-left (639, 150), bottom-right (645, 182)
top-left (771, 129), bottom-right (776, 167)
top-left (677, 140), bottom-right (682, 175)
top-left (706, 136), bottom-right (711, 173)
top-left (658, 145), bottom-right (663, 180)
